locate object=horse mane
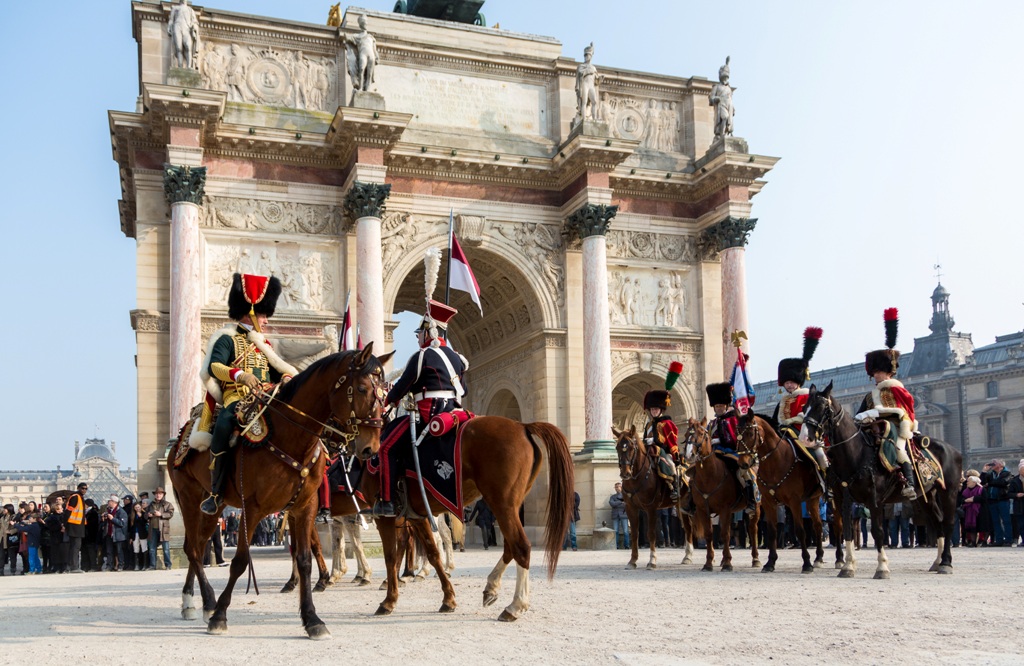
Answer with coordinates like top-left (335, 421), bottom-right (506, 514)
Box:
top-left (276, 350), bottom-right (384, 402)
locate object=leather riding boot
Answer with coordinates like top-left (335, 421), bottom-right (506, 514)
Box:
top-left (900, 462), bottom-right (918, 500)
top-left (680, 491), bottom-right (695, 516)
top-left (370, 499), bottom-right (396, 518)
top-left (744, 483), bottom-right (757, 515)
top-left (670, 476), bottom-right (681, 502)
top-left (200, 451), bottom-right (227, 515)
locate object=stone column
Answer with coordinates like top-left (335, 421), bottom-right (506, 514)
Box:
top-left (163, 164), bottom-right (207, 438)
top-left (700, 216), bottom-right (757, 378)
top-left (344, 182), bottom-right (391, 353)
top-left (565, 204), bottom-right (618, 451)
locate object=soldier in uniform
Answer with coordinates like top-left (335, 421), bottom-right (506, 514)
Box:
top-left (642, 361), bottom-right (684, 501)
top-left (371, 299), bottom-right (468, 518)
top-left (707, 382), bottom-right (758, 514)
top-left (855, 308), bottom-right (918, 500)
top-left (195, 273), bottom-right (297, 515)
top-left (773, 326), bottom-right (827, 472)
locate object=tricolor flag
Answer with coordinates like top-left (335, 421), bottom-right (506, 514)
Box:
top-left (449, 232), bottom-right (482, 315)
top-left (730, 347), bottom-right (756, 416)
top-left (340, 291), bottom-right (355, 351)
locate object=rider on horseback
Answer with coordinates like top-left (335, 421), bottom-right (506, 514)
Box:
top-left (854, 308), bottom-right (918, 500)
top-left (196, 273), bottom-right (297, 516)
top-left (773, 326), bottom-right (828, 473)
top-left (371, 249), bottom-right (468, 518)
top-left (643, 361), bottom-right (684, 501)
top-left (706, 382), bottom-right (758, 515)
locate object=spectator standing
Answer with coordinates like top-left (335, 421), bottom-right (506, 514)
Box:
top-left (982, 459), bottom-right (1012, 546)
top-left (1008, 459), bottom-right (1024, 546)
top-left (15, 513), bottom-right (43, 574)
top-left (39, 504), bottom-right (52, 573)
top-left (225, 511), bottom-right (239, 547)
top-left (101, 495), bottom-right (128, 571)
top-left (129, 503), bottom-right (150, 570)
top-left (609, 483), bottom-right (630, 550)
top-left (888, 500), bottom-right (912, 548)
top-left (961, 474), bottom-right (984, 546)
top-left (83, 499), bottom-right (101, 571)
top-left (468, 499), bottom-right (497, 550)
top-left (64, 482), bottom-right (88, 573)
top-left (204, 516), bottom-right (227, 567)
top-left (146, 487), bottom-right (175, 569)
top-left (1, 504), bottom-right (18, 575)
top-left (563, 491), bottom-right (581, 551)
top-left (45, 497), bottom-right (69, 573)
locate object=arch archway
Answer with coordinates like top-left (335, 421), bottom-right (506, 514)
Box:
top-left (486, 388), bottom-right (522, 421)
top-left (612, 373), bottom-right (693, 435)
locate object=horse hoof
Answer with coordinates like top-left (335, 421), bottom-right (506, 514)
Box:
top-left (873, 570), bottom-right (890, 580)
top-left (937, 565), bottom-right (953, 575)
top-left (646, 563), bottom-right (657, 570)
top-left (306, 623), bottom-right (332, 641)
top-left (280, 583), bottom-right (296, 594)
top-left (751, 560), bottom-right (761, 568)
top-left (358, 578), bottom-right (372, 587)
top-left (721, 564), bottom-right (733, 572)
top-left (414, 574), bottom-right (426, 582)
top-left (181, 608), bottom-right (200, 621)
top-left (928, 563), bottom-right (940, 573)
top-left (483, 592), bottom-right (498, 607)
top-left (625, 562), bottom-right (637, 570)
top-left (397, 579), bottom-right (406, 588)
top-left (378, 580), bottom-right (388, 591)
top-left (374, 605), bottom-right (393, 616)
top-left (761, 565), bottom-right (774, 574)
top-left (681, 557), bottom-right (693, 565)
top-left (837, 569), bottom-right (855, 579)
top-left (203, 609), bottom-right (216, 622)
top-left (701, 564), bottom-right (713, 572)
top-left (206, 619), bottom-right (228, 635)
top-left (313, 583), bottom-right (327, 593)
top-left (439, 603), bottom-right (457, 613)
top-left (802, 565), bottom-right (815, 574)
top-left (834, 561), bottom-right (844, 570)
top-left (497, 610), bottom-right (518, 623)
top-left (813, 560), bottom-right (824, 569)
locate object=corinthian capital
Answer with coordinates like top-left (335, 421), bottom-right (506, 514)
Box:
top-left (697, 216), bottom-right (757, 258)
top-left (564, 203), bottom-right (618, 241)
top-left (343, 182), bottom-right (392, 225)
top-left (163, 164), bottom-right (207, 206)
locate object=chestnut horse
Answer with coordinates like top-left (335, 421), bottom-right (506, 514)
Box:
top-left (612, 426), bottom-right (694, 569)
top-left (802, 382), bottom-right (962, 579)
top-left (734, 412), bottom-right (826, 573)
top-left (169, 345), bottom-right (393, 639)
top-left (682, 418), bottom-right (761, 572)
top-left (371, 416), bottom-right (574, 622)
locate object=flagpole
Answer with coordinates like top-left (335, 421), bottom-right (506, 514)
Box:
top-left (443, 207), bottom-right (454, 340)
top-left (340, 289), bottom-right (350, 351)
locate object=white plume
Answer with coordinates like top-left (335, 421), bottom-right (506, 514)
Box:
top-left (424, 247), bottom-right (442, 303)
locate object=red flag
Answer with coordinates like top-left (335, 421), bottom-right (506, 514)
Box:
top-left (340, 293), bottom-right (354, 351)
top-left (449, 233), bottom-right (482, 315)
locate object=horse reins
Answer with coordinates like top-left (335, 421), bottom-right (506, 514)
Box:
top-left (685, 425), bottom-right (729, 502)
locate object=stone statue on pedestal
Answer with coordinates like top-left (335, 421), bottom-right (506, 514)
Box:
top-left (168, 0), bottom-right (200, 70)
top-left (345, 15), bottom-right (379, 93)
top-left (710, 56), bottom-right (734, 141)
top-left (574, 42), bottom-right (602, 126)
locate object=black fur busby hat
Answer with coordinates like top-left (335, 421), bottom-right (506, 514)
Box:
top-left (865, 308), bottom-right (900, 376)
top-left (705, 382), bottom-right (733, 407)
top-left (777, 326), bottom-right (823, 387)
top-left (227, 273), bottom-right (282, 321)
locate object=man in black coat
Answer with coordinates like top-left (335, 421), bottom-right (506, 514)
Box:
top-left (982, 459), bottom-right (1012, 546)
top-left (1007, 459), bottom-right (1024, 547)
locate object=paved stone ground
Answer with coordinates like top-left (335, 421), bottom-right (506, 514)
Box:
top-left (1, 544), bottom-right (1022, 665)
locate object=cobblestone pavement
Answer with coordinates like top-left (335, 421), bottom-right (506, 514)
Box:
top-left (1, 544), bottom-right (1022, 665)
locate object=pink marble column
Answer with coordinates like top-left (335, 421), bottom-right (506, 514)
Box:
top-left (705, 217), bottom-right (756, 378)
top-left (567, 203), bottom-right (618, 450)
top-left (164, 165), bottom-right (206, 439)
top-left (344, 182), bottom-right (391, 353)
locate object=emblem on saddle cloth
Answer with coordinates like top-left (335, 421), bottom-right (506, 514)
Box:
top-left (866, 422), bottom-right (945, 490)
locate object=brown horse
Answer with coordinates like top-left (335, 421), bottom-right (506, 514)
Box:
top-left (682, 418), bottom-right (760, 572)
top-left (612, 426), bottom-right (694, 569)
top-left (370, 416), bottom-right (574, 622)
top-left (734, 412), bottom-right (825, 573)
top-left (169, 345), bottom-right (393, 639)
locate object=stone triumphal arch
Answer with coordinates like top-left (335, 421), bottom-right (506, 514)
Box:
top-left (110, 1), bottom-right (777, 545)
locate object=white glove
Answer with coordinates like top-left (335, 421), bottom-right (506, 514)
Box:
top-left (855, 409), bottom-right (879, 422)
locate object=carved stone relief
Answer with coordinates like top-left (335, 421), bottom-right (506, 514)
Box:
top-left (608, 268), bottom-right (689, 328)
top-left (199, 42), bottom-right (336, 112)
top-left (605, 230), bottom-right (696, 263)
top-left (205, 241), bottom-right (338, 313)
top-left (600, 94), bottom-right (680, 152)
top-left (493, 222), bottom-right (565, 307)
top-left (200, 196), bottom-right (343, 235)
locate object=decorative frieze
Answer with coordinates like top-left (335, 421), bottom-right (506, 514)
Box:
top-left (600, 94), bottom-right (680, 152)
top-left (493, 222), bottom-right (565, 306)
top-left (163, 165), bottom-right (207, 205)
top-left (608, 269), bottom-right (689, 329)
top-left (200, 196), bottom-right (343, 235)
top-left (205, 241), bottom-right (338, 313)
top-left (564, 203), bottom-right (618, 240)
top-left (605, 230), bottom-right (697, 263)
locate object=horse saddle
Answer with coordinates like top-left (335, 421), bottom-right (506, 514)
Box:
top-left (862, 422), bottom-right (945, 490)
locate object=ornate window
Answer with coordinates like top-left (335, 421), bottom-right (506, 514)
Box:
top-left (986, 417), bottom-right (1004, 448)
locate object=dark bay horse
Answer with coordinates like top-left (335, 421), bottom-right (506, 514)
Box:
top-left (734, 412), bottom-right (825, 573)
top-left (802, 382), bottom-right (962, 579)
top-left (169, 345), bottom-right (393, 639)
top-left (612, 426), bottom-right (694, 569)
top-left (682, 418), bottom-right (760, 572)
top-left (371, 416), bottom-right (574, 622)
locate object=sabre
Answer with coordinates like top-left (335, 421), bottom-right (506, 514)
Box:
top-left (409, 414), bottom-right (439, 532)
top-left (339, 452), bottom-right (369, 530)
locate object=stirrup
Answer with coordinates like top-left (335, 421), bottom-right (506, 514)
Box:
top-left (200, 493), bottom-right (223, 516)
top-left (901, 485), bottom-right (918, 500)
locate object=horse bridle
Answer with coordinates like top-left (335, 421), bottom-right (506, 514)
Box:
top-left (616, 432), bottom-right (649, 483)
top-left (802, 398), bottom-right (859, 448)
top-left (735, 418), bottom-right (764, 465)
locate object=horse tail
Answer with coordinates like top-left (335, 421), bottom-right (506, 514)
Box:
top-left (524, 422), bottom-right (574, 580)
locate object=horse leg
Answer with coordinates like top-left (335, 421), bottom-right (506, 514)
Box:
top-left (438, 514), bottom-right (455, 574)
top-left (871, 508), bottom-right (890, 580)
top-left (625, 502), bottom-right (640, 569)
top-left (329, 518), bottom-right (346, 584)
top-left (483, 554), bottom-right (511, 607)
top-left (375, 517), bottom-right (401, 615)
top-left (347, 519), bottom-right (372, 585)
top-left (645, 508), bottom-right (658, 570)
top-left (792, 502), bottom-right (813, 574)
top-left (680, 515), bottom-right (694, 565)
top-left (493, 505), bottom-right (532, 622)
top-left (410, 518), bottom-right (457, 613)
top-left (810, 506), bottom-right (826, 568)
top-left (720, 515), bottom-right (734, 572)
top-left (760, 500), bottom-right (778, 573)
top-left (748, 507), bottom-right (761, 569)
top-left (181, 561), bottom-right (200, 620)
top-left (183, 529), bottom-right (218, 620)
top-left (832, 502), bottom-right (845, 569)
top-left (281, 513), bottom-right (300, 593)
top-left (838, 488), bottom-right (857, 578)
top-left (207, 513), bottom-right (258, 635)
top-left (310, 524), bottom-right (331, 593)
top-left (700, 511), bottom-right (715, 572)
top-left (291, 503), bottom-right (330, 639)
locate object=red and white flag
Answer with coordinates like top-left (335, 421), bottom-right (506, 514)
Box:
top-left (449, 233), bottom-right (482, 315)
top-left (340, 292), bottom-right (355, 351)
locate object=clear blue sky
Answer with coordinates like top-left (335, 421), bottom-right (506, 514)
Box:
top-left (2, 1), bottom-right (1021, 470)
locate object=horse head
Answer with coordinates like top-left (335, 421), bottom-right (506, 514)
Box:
top-left (329, 342), bottom-right (396, 461)
top-left (802, 381), bottom-right (835, 443)
top-left (684, 417), bottom-right (710, 461)
top-left (735, 410), bottom-right (763, 471)
top-left (611, 424), bottom-right (640, 478)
